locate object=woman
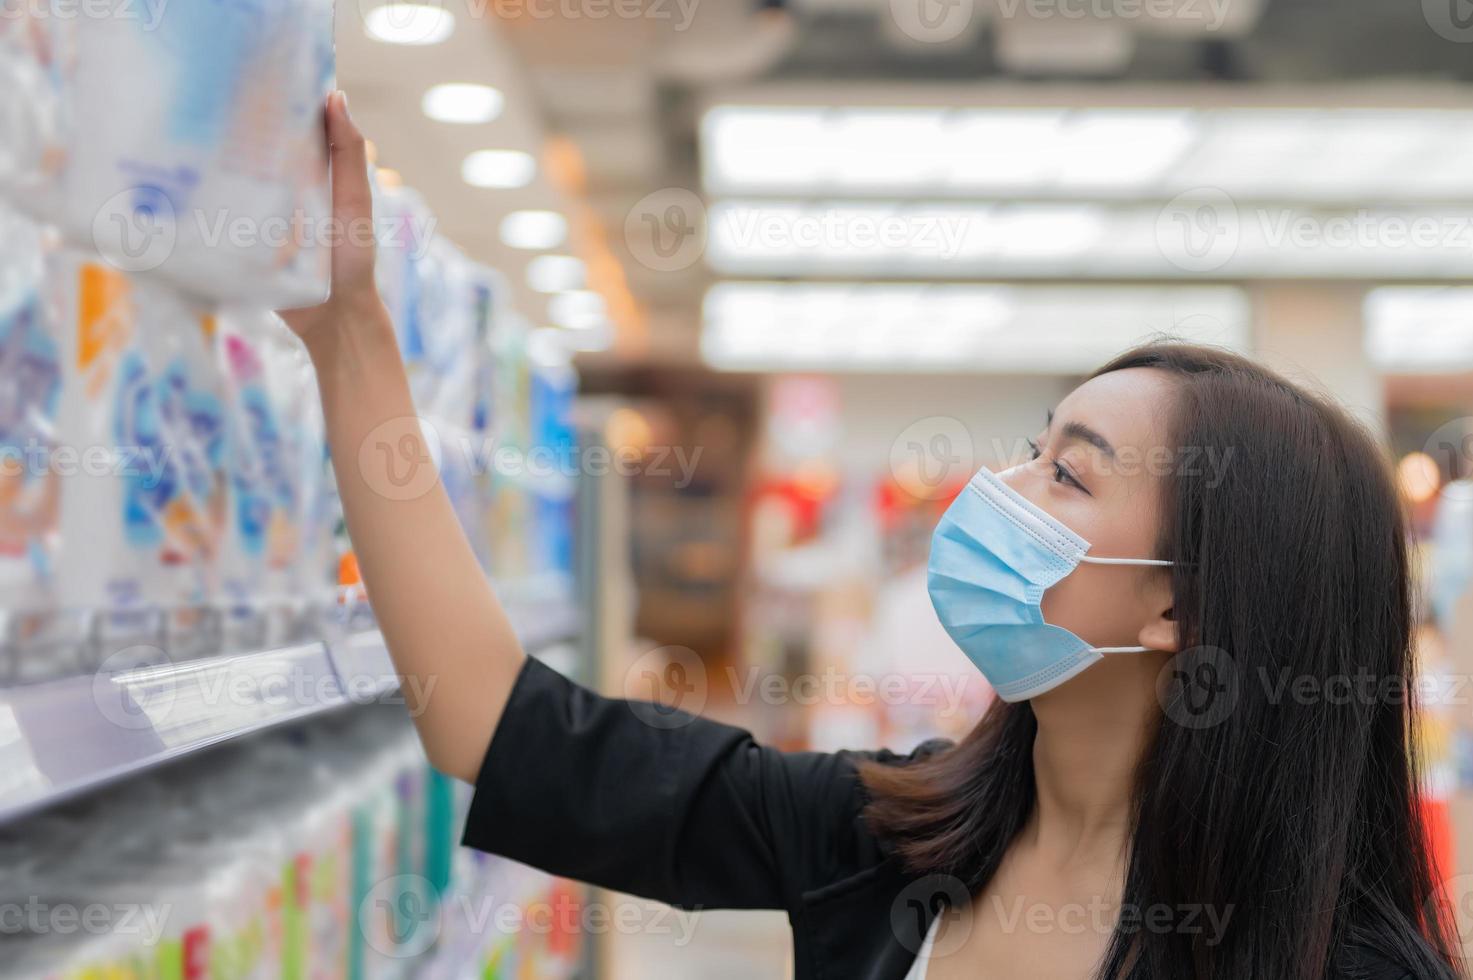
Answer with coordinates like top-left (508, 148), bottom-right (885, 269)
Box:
top-left (283, 93), bottom-right (1465, 980)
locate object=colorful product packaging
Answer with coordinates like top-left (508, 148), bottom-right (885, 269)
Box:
top-left (49, 254), bottom-right (225, 627)
top-left (0, 0), bottom-right (334, 307)
top-left (0, 209), bottom-right (61, 619)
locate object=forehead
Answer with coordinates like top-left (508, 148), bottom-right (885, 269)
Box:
top-left (1053, 367), bottom-right (1176, 454)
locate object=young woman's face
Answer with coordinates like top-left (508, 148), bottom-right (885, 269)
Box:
top-left (1000, 367), bottom-right (1179, 681)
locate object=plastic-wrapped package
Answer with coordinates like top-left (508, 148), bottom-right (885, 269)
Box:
top-left (0, 0), bottom-right (334, 307)
top-left (49, 254), bottom-right (224, 615)
top-left (216, 310), bottom-right (282, 628)
top-left (138, 297), bottom-right (229, 615)
top-left (0, 4), bottom-right (75, 206)
top-left (0, 209), bottom-right (61, 617)
top-left (276, 333), bottom-right (337, 617)
top-left (413, 239), bottom-right (480, 426)
top-left (371, 181), bottom-right (434, 364)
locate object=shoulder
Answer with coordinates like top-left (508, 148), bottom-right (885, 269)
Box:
top-left (847, 736), bottom-right (955, 772)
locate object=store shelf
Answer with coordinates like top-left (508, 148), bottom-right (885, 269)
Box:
top-left (0, 592), bottom-right (583, 827)
top-left (0, 641), bottom-right (341, 826)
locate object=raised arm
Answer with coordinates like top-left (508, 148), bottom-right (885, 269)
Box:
top-left (279, 91), bottom-right (525, 783)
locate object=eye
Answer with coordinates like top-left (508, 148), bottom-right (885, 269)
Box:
top-left (1052, 460), bottom-right (1087, 492)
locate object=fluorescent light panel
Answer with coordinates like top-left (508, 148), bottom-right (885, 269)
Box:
top-left (702, 282), bottom-right (1248, 372)
top-left (704, 202), bottom-right (1473, 279)
top-left (702, 106), bottom-right (1473, 201)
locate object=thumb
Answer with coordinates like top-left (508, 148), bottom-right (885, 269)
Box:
top-left (328, 90), bottom-right (372, 226)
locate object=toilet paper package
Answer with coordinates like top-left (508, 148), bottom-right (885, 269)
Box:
top-left (263, 327), bottom-right (336, 613)
top-left (215, 309), bottom-right (340, 644)
top-left (412, 239), bottom-right (480, 426)
top-left (0, 0), bottom-right (335, 308)
top-left (216, 310), bottom-right (295, 620)
top-left (0, 210), bottom-right (62, 615)
top-left (48, 254), bottom-right (226, 615)
top-left (372, 181), bottom-right (434, 361)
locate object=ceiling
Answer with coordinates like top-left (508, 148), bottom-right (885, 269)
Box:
top-left (338, 0), bottom-right (1473, 370)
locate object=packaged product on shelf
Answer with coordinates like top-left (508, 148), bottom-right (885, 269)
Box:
top-left (0, 0), bottom-right (335, 308)
top-left (0, 5), bottom-right (74, 207)
top-left (412, 239), bottom-right (480, 427)
top-left (216, 309), bottom-right (285, 642)
top-left (0, 209), bottom-right (62, 620)
top-left (216, 311), bottom-right (333, 642)
top-left (279, 336), bottom-right (337, 621)
top-left (138, 294), bottom-right (230, 653)
top-left (371, 181), bottom-right (434, 361)
top-left (529, 365), bottom-right (578, 577)
top-left (49, 254), bottom-right (226, 641)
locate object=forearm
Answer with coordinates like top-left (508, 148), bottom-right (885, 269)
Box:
top-left (305, 300), bottom-right (525, 782)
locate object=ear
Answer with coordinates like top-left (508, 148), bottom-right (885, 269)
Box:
top-left (1136, 579), bottom-right (1179, 654)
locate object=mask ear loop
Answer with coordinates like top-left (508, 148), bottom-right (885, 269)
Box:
top-left (1078, 556), bottom-right (1173, 566)
top-left (1077, 556), bottom-right (1174, 652)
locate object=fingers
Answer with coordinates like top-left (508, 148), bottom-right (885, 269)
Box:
top-left (327, 90), bottom-right (373, 227)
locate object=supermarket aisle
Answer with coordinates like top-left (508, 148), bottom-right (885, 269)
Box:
top-left (604, 901), bottom-right (791, 980)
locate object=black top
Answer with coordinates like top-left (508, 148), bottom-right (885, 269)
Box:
top-left (461, 657), bottom-right (1427, 980)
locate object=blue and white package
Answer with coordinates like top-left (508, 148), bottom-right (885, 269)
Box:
top-left (0, 0), bottom-right (335, 307)
top-left (0, 210), bottom-right (61, 612)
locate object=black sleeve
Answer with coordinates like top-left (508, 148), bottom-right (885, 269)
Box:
top-left (460, 656), bottom-right (941, 912)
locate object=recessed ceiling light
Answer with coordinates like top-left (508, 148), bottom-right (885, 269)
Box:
top-left (423, 83), bottom-right (504, 124)
top-left (526, 255), bottom-right (585, 293)
top-left (364, 3), bottom-right (455, 45)
top-left (500, 211), bottom-right (567, 250)
top-left (548, 289), bottom-right (606, 330)
top-left (461, 150), bottom-right (535, 189)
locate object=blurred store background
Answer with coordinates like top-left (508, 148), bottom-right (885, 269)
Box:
top-left (4, 0), bottom-right (1473, 976)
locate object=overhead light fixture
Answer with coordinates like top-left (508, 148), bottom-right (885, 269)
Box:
top-left (500, 210), bottom-right (567, 250)
top-left (701, 282), bottom-right (1247, 372)
top-left (703, 105), bottom-right (1473, 202)
top-left (364, 3), bottom-right (454, 45)
top-left (423, 83), bottom-right (504, 124)
top-left (547, 289), bottom-right (606, 330)
top-left (526, 255), bottom-right (586, 293)
top-left (461, 150), bottom-right (535, 189)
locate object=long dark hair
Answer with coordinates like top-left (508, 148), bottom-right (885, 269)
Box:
top-left (861, 342), bottom-right (1463, 979)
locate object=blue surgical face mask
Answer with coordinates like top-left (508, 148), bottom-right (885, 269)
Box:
top-left (927, 465), bottom-right (1172, 702)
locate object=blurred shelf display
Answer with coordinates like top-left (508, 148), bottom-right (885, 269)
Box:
top-left (0, 585), bottom-right (582, 827)
top-left (0, 3), bottom-right (597, 977)
top-left (0, 705), bottom-right (583, 979)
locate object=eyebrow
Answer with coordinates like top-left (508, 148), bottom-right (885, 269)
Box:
top-left (1046, 409), bottom-right (1116, 459)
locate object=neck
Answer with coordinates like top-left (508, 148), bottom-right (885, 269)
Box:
top-left (1023, 678), bottom-right (1156, 866)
